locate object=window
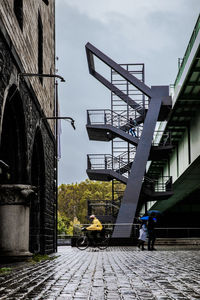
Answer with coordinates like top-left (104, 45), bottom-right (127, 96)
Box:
top-left (14, 0), bottom-right (23, 30)
top-left (38, 13), bottom-right (43, 84)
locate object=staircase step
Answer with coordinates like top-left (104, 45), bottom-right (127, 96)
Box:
top-left (156, 238), bottom-right (200, 246)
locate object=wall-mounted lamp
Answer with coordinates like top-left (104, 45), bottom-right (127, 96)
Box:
top-left (18, 73), bottom-right (65, 82)
top-left (43, 117), bottom-right (76, 130)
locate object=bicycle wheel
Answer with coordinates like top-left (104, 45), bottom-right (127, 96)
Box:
top-left (98, 237), bottom-right (110, 250)
top-left (76, 236), bottom-right (89, 250)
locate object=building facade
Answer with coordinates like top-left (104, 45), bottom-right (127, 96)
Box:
top-left (147, 14), bottom-right (200, 230)
top-left (0, 0), bottom-right (56, 255)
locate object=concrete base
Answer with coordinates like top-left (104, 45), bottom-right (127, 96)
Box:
top-left (0, 251), bottom-right (33, 263)
top-left (0, 184), bottom-right (35, 262)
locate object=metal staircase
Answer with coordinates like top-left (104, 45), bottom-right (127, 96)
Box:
top-left (87, 109), bottom-right (140, 144)
top-left (85, 42), bottom-right (173, 238)
top-left (87, 154), bottom-right (129, 184)
top-left (87, 154), bottom-right (173, 198)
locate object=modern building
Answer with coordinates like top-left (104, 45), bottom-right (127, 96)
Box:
top-left (86, 14), bottom-right (200, 241)
top-left (0, 0), bottom-right (56, 258)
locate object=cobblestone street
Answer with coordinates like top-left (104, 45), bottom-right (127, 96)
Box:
top-left (1, 246), bottom-right (200, 299)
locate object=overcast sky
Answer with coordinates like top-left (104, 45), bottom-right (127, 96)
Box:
top-left (56, 0), bottom-right (200, 185)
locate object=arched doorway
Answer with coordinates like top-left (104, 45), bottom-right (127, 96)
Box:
top-left (0, 85), bottom-right (27, 183)
top-left (30, 128), bottom-right (46, 254)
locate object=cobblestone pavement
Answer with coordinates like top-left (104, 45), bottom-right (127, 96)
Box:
top-left (1, 246), bottom-right (200, 300)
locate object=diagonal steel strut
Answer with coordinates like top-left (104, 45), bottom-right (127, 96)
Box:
top-left (112, 96), bottom-right (162, 237)
top-left (85, 42), bottom-right (153, 115)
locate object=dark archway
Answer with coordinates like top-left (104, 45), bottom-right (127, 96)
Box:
top-left (0, 85), bottom-right (27, 183)
top-left (30, 128), bottom-right (46, 254)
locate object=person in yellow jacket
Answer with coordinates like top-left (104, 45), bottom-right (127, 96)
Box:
top-left (86, 215), bottom-right (103, 231)
top-left (86, 215), bottom-right (103, 242)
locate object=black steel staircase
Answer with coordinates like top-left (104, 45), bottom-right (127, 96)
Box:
top-left (85, 42), bottom-right (173, 238)
top-left (87, 109), bottom-right (140, 144)
top-left (87, 154), bottom-right (129, 184)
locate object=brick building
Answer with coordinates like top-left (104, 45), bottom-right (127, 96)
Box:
top-left (0, 0), bottom-right (56, 255)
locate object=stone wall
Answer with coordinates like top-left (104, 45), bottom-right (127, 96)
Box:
top-left (0, 0), bottom-right (56, 254)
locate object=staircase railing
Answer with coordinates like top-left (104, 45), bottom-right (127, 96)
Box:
top-left (88, 155), bottom-right (173, 192)
top-left (174, 14), bottom-right (200, 88)
top-left (87, 109), bottom-right (172, 147)
top-left (72, 224), bottom-right (200, 239)
top-left (152, 131), bottom-right (172, 146)
top-left (143, 175), bottom-right (173, 192)
top-left (87, 199), bottom-right (120, 218)
top-left (87, 109), bottom-right (143, 137)
top-left (87, 154), bottom-right (131, 177)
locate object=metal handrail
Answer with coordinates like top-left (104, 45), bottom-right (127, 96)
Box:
top-left (62, 225), bottom-right (200, 239)
top-left (143, 175), bottom-right (172, 192)
top-left (174, 14), bottom-right (200, 88)
top-left (74, 224), bottom-right (200, 228)
top-left (152, 131), bottom-right (172, 146)
top-left (87, 154), bottom-right (132, 176)
top-left (87, 109), bottom-right (143, 137)
top-left (87, 156), bottom-right (173, 185)
top-left (87, 109), bottom-right (172, 146)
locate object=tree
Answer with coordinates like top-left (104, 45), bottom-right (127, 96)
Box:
top-left (57, 212), bottom-right (70, 235)
top-left (58, 179), bottom-right (115, 233)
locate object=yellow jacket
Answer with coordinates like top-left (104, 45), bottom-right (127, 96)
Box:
top-left (86, 217), bottom-right (103, 231)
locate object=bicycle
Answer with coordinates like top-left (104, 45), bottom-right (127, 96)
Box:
top-left (76, 229), bottom-right (111, 250)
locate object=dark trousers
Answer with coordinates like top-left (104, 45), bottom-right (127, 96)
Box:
top-left (87, 231), bottom-right (100, 243)
top-left (138, 240), bottom-right (145, 250)
top-left (148, 230), bottom-right (156, 250)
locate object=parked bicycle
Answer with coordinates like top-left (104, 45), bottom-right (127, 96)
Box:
top-left (76, 228), bottom-right (111, 250)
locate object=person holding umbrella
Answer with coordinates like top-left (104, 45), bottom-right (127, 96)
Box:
top-left (147, 211), bottom-right (157, 251)
top-left (138, 220), bottom-right (148, 250)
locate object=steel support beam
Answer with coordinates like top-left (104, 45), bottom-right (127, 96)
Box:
top-left (86, 43), bottom-right (153, 98)
top-left (92, 71), bottom-right (144, 113)
top-left (112, 96), bottom-right (162, 238)
top-left (85, 42), bottom-right (155, 116)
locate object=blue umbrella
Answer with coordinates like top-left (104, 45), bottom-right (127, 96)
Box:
top-left (140, 216), bottom-right (156, 221)
top-left (147, 210), bottom-right (161, 215)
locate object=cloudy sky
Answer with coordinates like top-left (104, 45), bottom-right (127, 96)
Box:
top-left (56, 0), bottom-right (200, 185)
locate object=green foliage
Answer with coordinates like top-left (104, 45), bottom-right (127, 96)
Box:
top-left (57, 212), bottom-right (70, 235)
top-left (31, 254), bottom-right (58, 263)
top-left (58, 179), bottom-right (116, 234)
top-left (0, 267), bottom-right (12, 275)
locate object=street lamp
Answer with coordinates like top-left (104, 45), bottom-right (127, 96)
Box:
top-left (18, 72), bottom-right (73, 252)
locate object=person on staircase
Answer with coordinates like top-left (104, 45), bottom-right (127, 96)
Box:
top-left (129, 118), bottom-right (138, 137)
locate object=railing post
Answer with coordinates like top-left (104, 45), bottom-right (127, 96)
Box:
top-left (87, 155), bottom-right (91, 169)
top-left (87, 110), bottom-right (90, 125)
top-left (104, 110), bottom-right (106, 124)
top-left (105, 155), bottom-right (107, 169)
